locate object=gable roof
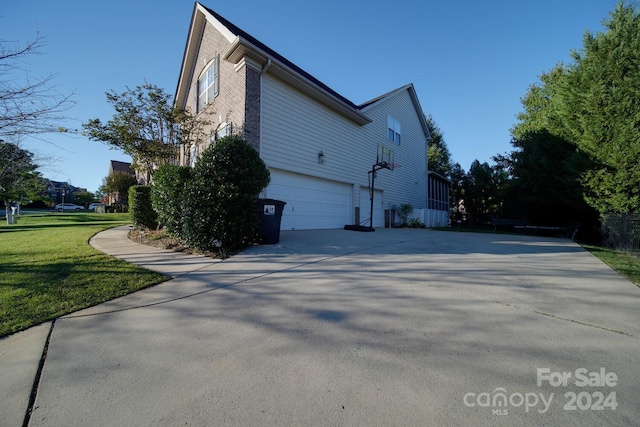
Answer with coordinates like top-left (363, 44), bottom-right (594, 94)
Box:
top-left (176, 3), bottom-right (370, 124)
top-left (109, 160), bottom-right (135, 176)
top-left (360, 83), bottom-right (432, 142)
top-left (175, 2), bottom-right (430, 136)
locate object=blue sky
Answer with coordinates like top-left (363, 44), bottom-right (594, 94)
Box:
top-left (2, 0), bottom-right (620, 193)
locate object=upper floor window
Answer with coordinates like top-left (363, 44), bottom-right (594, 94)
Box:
top-left (197, 55), bottom-right (220, 113)
top-left (387, 116), bottom-right (401, 144)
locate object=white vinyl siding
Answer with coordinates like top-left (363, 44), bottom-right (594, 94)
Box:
top-left (261, 74), bottom-right (427, 223)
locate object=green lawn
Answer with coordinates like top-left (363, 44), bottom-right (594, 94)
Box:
top-left (583, 245), bottom-right (640, 286)
top-left (0, 212), bottom-right (168, 337)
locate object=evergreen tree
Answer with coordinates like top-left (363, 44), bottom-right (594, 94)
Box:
top-left (426, 114), bottom-right (453, 177)
top-left (557, 2), bottom-right (640, 213)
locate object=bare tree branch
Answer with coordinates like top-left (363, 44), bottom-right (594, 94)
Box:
top-left (0, 33), bottom-right (75, 138)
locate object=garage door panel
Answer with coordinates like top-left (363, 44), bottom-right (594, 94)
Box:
top-left (267, 170), bottom-right (351, 230)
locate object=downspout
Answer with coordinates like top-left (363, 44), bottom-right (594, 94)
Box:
top-left (261, 58), bottom-right (272, 75)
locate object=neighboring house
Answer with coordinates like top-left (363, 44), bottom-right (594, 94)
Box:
top-left (175, 2), bottom-right (432, 230)
top-left (105, 160), bottom-right (136, 205)
top-left (108, 160), bottom-right (136, 179)
top-left (44, 180), bottom-right (86, 205)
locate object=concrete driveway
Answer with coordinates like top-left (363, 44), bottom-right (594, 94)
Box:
top-left (4, 227), bottom-right (640, 426)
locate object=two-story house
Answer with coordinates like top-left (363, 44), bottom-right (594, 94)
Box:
top-left (175, 2), bottom-right (431, 230)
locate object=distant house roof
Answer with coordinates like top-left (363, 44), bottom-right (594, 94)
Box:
top-left (109, 160), bottom-right (135, 176)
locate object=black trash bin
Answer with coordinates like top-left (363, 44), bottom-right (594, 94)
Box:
top-left (256, 198), bottom-right (286, 244)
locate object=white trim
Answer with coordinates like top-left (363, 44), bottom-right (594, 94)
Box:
top-left (234, 57), bottom-right (262, 73)
top-left (197, 3), bottom-right (236, 42)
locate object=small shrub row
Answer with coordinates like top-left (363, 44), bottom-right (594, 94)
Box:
top-left (129, 135), bottom-right (270, 258)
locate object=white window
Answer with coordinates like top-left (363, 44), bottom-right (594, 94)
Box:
top-left (189, 144), bottom-right (199, 168)
top-left (214, 122), bottom-right (232, 141)
top-left (197, 55), bottom-right (220, 113)
top-left (387, 116), bottom-right (401, 144)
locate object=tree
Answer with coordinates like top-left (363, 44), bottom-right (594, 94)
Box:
top-left (496, 131), bottom-right (596, 225)
top-left (182, 135), bottom-right (270, 257)
top-left (510, 65), bottom-right (569, 141)
top-left (555, 2), bottom-right (640, 213)
top-left (426, 114), bottom-right (453, 177)
top-left (99, 171), bottom-right (138, 206)
top-left (0, 141), bottom-right (45, 221)
top-left (463, 160), bottom-right (507, 225)
top-left (1, 34), bottom-right (74, 138)
top-left (448, 162), bottom-right (466, 221)
top-left (73, 190), bottom-right (95, 208)
top-left (83, 83), bottom-right (209, 184)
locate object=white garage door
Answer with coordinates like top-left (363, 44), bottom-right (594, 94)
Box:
top-left (267, 169), bottom-right (352, 230)
top-left (359, 187), bottom-right (384, 228)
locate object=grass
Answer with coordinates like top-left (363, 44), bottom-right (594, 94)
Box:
top-left (582, 245), bottom-right (640, 286)
top-left (0, 212), bottom-right (168, 337)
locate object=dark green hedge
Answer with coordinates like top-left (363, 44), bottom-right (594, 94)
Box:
top-left (129, 185), bottom-right (158, 229)
top-left (151, 165), bottom-right (192, 237)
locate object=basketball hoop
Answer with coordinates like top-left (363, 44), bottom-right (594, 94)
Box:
top-left (376, 162), bottom-right (401, 171)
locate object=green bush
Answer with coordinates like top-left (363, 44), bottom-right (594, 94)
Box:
top-left (398, 203), bottom-right (413, 226)
top-left (151, 165), bottom-right (192, 236)
top-left (407, 218), bottom-right (426, 228)
top-left (129, 185), bottom-right (158, 229)
top-left (182, 135), bottom-right (270, 257)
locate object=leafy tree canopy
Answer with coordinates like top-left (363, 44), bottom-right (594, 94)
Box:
top-left (99, 171), bottom-right (138, 205)
top-left (557, 2), bottom-right (640, 213)
top-left (463, 160), bottom-right (508, 225)
top-left (83, 83), bottom-right (209, 184)
top-left (508, 1), bottom-right (640, 216)
top-left (0, 141), bottom-right (45, 212)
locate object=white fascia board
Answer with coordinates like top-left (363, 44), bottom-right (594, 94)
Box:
top-left (198, 3), bottom-right (236, 42)
top-left (175, 6), bottom-right (206, 109)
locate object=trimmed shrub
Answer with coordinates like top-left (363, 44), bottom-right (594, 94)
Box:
top-left (182, 135), bottom-right (270, 257)
top-left (129, 185), bottom-right (158, 229)
top-left (398, 203), bottom-right (413, 226)
top-left (151, 165), bottom-right (192, 237)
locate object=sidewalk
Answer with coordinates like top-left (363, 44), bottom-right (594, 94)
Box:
top-left (0, 226), bottom-right (217, 427)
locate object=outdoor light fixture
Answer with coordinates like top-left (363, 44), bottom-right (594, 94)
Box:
top-left (318, 150), bottom-right (325, 164)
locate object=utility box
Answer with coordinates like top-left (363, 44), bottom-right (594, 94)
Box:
top-left (256, 199), bottom-right (286, 244)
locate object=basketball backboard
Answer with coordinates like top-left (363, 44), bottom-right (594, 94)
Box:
top-left (377, 144), bottom-right (395, 170)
